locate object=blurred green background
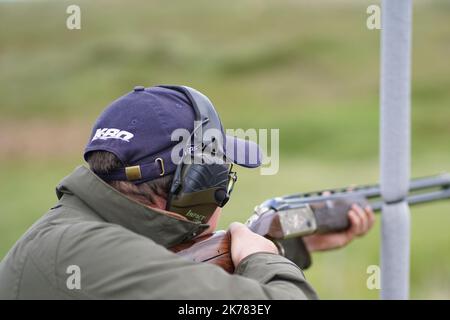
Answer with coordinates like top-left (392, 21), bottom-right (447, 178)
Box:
top-left (0, 0), bottom-right (449, 299)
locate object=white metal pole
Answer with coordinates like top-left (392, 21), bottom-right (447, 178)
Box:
top-left (380, 0), bottom-right (413, 300)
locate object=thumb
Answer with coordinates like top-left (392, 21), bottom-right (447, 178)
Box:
top-left (228, 222), bottom-right (248, 236)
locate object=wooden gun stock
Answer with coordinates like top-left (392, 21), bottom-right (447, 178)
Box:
top-left (170, 230), bottom-right (234, 273)
top-left (170, 201), bottom-right (361, 272)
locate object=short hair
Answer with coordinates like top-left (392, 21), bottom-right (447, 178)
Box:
top-left (86, 151), bottom-right (173, 208)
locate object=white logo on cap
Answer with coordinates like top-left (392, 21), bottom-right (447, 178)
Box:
top-left (92, 128), bottom-right (134, 142)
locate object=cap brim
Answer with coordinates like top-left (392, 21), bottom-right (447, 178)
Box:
top-left (224, 135), bottom-right (263, 168)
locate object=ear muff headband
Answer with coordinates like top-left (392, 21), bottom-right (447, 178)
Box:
top-left (157, 85), bottom-right (235, 223)
top-left (157, 85), bottom-right (226, 191)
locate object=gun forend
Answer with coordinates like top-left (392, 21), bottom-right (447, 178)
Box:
top-left (248, 194), bottom-right (370, 238)
top-left (246, 204), bottom-right (318, 239)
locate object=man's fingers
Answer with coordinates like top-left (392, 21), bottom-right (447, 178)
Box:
top-left (229, 222), bottom-right (247, 236)
top-left (229, 221), bottom-right (244, 230)
top-left (352, 204), bottom-right (369, 235)
top-left (365, 206), bottom-right (376, 229)
top-left (229, 222), bottom-right (279, 266)
top-left (346, 210), bottom-right (360, 239)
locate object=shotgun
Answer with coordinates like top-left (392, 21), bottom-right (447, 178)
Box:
top-left (171, 174), bottom-right (450, 273)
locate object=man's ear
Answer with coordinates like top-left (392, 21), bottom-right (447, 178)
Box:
top-left (147, 192), bottom-right (168, 211)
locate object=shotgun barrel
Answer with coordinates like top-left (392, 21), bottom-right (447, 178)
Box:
top-left (257, 173), bottom-right (450, 213)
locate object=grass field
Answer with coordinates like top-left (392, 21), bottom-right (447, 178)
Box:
top-left (0, 0), bottom-right (449, 299)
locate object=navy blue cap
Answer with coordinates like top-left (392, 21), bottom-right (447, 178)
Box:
top-left (84, 86), bottom-right (262, 184)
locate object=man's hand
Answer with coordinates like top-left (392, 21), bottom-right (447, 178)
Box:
top-left (303, 204), bottom-right (375, 252)
top-left (229, 222), bottom-right (279, 266)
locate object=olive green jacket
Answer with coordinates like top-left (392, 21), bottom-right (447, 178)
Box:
top-left (0, 166), bottom-right (317, 300)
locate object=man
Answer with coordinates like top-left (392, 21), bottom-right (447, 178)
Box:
top-left (0, 85), bottom-right (374, 299)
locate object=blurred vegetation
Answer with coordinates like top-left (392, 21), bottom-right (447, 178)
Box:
top-left (0, 0), bottom-right (449, 299)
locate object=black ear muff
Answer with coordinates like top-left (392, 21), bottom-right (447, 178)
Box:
top-left (165, 160), bottom-right (232, 223)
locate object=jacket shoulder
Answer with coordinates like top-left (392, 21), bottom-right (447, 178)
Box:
top-left (0, 204), bottom-right (142, 299)
top-left (0, 207), bottom-right (78, 299)
top-left (54, 219), bottom-right (178, 299)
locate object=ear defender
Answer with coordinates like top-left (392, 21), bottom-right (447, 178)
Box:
top-left (160, 85), bottom-right (237, 224)
top-left (166, 158), bottom-right (236, 224)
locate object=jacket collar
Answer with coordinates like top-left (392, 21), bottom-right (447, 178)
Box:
top-left (56, 166), bottom-right (209, 247)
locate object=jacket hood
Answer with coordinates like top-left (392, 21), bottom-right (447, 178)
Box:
top-left (55, 166), bottom-right (209, 247)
